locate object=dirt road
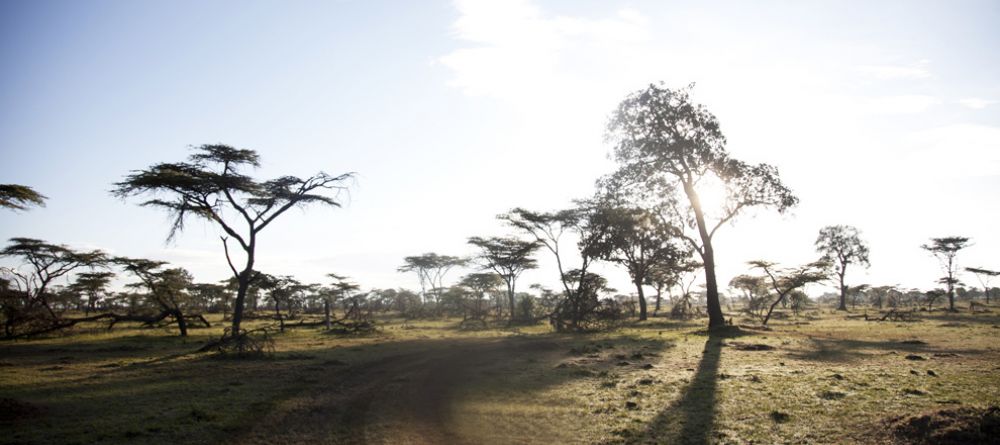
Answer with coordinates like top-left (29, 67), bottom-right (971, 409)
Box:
top-left (232, 337), bottom-right (560, 445)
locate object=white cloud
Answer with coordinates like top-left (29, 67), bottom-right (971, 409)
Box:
top-left (855, 60), bottom-right (932, 80)
top-left (957, 97), bottom-right (997, 109)
top-left (859, 95), bottom-right (938, 114)
top-left (439, 0), bottom-right (651, 103)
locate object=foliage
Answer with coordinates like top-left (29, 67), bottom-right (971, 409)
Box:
top-left (583, 205), bottom-right (690, 321)
top-left (0, 184), bottom-right (46, 210)
top-left (815, 225), bottom-right (870, 311)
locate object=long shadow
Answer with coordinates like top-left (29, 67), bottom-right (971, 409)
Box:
top-left (782, 337), bottom-right (986, 363)
top-left (629, 332), bottom-right (724, 444)
top-left (1, 331), bottom-right (674, 445)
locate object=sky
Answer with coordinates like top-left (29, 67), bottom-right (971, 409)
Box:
top-left (1, 0), bottom-right (998, 298)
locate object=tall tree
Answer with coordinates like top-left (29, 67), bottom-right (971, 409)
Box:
top-left (397, 253), bottom-right (467, 304)
top-left (815, 225), bottom-right (870, 311)
top-left (0, 184), bottom-right (46, 210)
top-left (112, 144), bottom-right (354, 338)
top-left (583, 206), bottom-right (687, 321)
top-left (605, 83), bottom-right (797, 329)
top-left (921, 236), bottom-right (971, 311)
top-left (965, 267), bottom-right (999, 305)
top-left (467, 236), bottom-right (540, 323)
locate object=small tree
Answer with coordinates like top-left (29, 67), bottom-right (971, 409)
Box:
top-left (965, 267), bottom-right (999, 305)
top-left (583, 206), bottom-right (688, 321)
top-left (921, 237), bottom-right (971, 311)
top-left (69, 271), bottom-right (116, 315)
top-left (501, 204), bottom-right (611, 331)
top-left (115, 257), bottom-right (206, 336)
top-left (748, 260), bottom-right (828, 326)
top-left (459, 272), bottom-right (503, 323)
top-left (729, 274), bottom-right (769, 318)
top-left (815, 225), bottom-right (870, 311)
top-left (467, 236), bottom-right (540, 323)
top-left (112, 144), bottom-right (354, 339)
top-left (0, 184), bottom-right (46, 211)
top-left (605, 83), bottom-right (798, 329)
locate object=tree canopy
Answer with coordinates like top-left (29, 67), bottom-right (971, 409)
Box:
top-left (0, 184), bottom-right (46, 211)
top-left (815, 225), bottom-right (870, 311)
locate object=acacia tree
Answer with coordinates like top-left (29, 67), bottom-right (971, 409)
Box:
top-left (729, 274), bottom-right (769, 318)
top-left (459, 272), bottom-right (503, 322)
top-left (605, 84), bottom-right (798, 329)
top-left (499, 206), bottom-right (609, 328)
top-left (0, 238), bottom-right (105, 321)
top-left (921, 236), bottom-right (971, 312)
top-left (69, 271), bottom-right (116, 315)
top-left (115, 257), bottom-right (206, 336)
top-left (965, 267), bottom-right (999, 305)
top-left (584, 206), bottom-right (688, 321)
top-left (397, 253), bottom-right (467, 305)
top-left (326, 273), bottom-right (361, 328)
top-left (188, 282), bottom-right (228, 314)
top-left (0, 184), bottom-right (46, 210)
top-left (815, 225), bottom-right (870, 311)
top-left (467, 236), bottom-right (540, 323)
top-left (112, 144), bottom-right (353, 339)
top-left (748, 260), bottom-right (828, 326)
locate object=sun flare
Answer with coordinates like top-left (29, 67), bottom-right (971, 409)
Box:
top-left (694, 174), bottom-right (729, 212)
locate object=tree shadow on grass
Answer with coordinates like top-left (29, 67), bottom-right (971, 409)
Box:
top-left (626, 330), bottom-right (727, 445)
top-left (782, 337), bottom-right (985, 364)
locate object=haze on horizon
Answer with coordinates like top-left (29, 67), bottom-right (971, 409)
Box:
top-left (1, 0), bottom-right (998, 298)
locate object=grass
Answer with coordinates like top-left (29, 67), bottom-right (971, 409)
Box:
top-left (1, 308), bottom-right (998, 444)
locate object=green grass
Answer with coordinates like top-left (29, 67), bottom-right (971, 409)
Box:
top-left (1, 309), bottom-right (998, 444)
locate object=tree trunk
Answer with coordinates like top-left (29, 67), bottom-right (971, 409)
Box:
top-left (324, 299), bottom-right (331, 330)
top-left (174, 310), bottom-right (188, 337)
top-left (275, 300), bottom-right (284, 332)
top-left (507, 282), bottom-right (516, 323)
top-left (635, 280), bottom-right (647, 321)
top-left (684, 181), bottom-right (725, 329)
top-left (836, 264), bottom-right (848, 311)
top-left (762, 293), bottom-right (786, 326)
top-left (230, 274), bottom-right (250, 336)
top-left (229, 238), bottom-right (256, 338)
top-left (654, 286), bottom-right (662, 314)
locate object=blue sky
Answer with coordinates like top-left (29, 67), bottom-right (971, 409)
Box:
top-left (2, 0), bottom-right (998, 296)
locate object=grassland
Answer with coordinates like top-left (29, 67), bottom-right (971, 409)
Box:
top-left (1, 308), bottom-right (998, 444)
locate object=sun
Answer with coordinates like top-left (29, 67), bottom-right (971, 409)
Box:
top-left (694, 173), bottom-right (729, 212)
